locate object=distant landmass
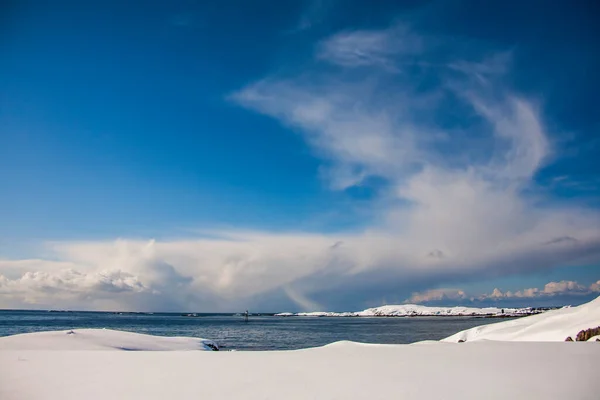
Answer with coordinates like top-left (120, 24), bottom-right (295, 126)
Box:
top-left (275, 304), bottom-right (557, 317)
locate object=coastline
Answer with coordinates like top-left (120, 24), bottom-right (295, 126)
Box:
top-left (274, 303), bottom-right (548, 318)
top-left (1, 297), bottom-right (598, 399)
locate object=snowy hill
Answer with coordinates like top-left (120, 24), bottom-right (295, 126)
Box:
top-left (0, 328), bottom-right (219, 351)
top-left (276, 304), bottom-right (539, 317)
top-left (443, 295), bottom-right (600, 342)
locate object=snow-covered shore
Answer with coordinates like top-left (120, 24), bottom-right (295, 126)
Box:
top-left (0, 328), bottom-right (219, 351)
top-left (443, 295), bottom-right (600, 342)
top-left (1, 297), bottom-right (599, 399)
top-left (275, 304), bottom-right (541, 317)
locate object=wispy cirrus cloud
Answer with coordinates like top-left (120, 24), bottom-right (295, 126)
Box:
top-left (294, 0), bottom-right (336, 32)
top-left (229, 21), bottom-right (600, 306)
top-left (316, 24), bottom-right (423, 69)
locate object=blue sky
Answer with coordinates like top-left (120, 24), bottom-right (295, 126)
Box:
top-left (1, 0), bottom-right (599, 311)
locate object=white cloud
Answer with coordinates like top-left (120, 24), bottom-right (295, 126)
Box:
top-left (542, 280), bottom-right (587, 294)
top-left (0, 261), bottom-right (152, 310)
top-left (406, 280), bottom-right (600, 304)
top-left (406, 288), bottom-right (466, 304)
top-left (2, 23), bottom-right (600, 312)
top-left (316, 24), bottom-right (422, 69)
top-left (481, 280), bottom-right (600, 300)
top-left (231, 78), bottom-right (420, 190)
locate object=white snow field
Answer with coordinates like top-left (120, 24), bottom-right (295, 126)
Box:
top-left (0, 297), bottom-right (598, 399)
top-left (275, 304), bottom-right (539, 317)
top-left (0, 341), bottom-right (598, 399)
top-left (443, 295), bottom-right (600, 342)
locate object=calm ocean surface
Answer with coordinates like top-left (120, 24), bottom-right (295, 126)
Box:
top-left (0, 310), bottom-right (510, 350)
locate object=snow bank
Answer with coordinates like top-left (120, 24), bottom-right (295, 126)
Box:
top-left (0, 329), bottom-right (219, 351)
top-left (276, 304), bottom-right (537, 317)
top-left (1, 299), bottom-right (599, 399)
top-left (1, 341), bottom-right (597, 399)
top-left (443, 295), bottom-right (600, 342)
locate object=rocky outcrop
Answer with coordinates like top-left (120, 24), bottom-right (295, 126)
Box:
top-left (564, 326), bottom-right (600, 342)
top-left (575, 326), bottom-right (600, 341)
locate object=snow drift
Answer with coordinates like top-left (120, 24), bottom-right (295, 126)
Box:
top-left (1, 298), bottom-right (599, 399)
top-left (1, 340), bottom-right (597, 399)
top-left (0, 329), bottom-right (219, 351)
top-left (443, 295), bottom-right (600, 342)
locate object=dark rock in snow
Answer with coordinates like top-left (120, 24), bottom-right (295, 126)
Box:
top-left (575, 326), bottom-right (600, 341)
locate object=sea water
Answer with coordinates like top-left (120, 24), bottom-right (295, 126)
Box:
top-left (0, 309), bottom-right (509, 350)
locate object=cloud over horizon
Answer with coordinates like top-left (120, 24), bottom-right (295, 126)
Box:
top-left (406, 280), bottom-right (600, 305)
top-left (1, 20), bottom-right (600, 312)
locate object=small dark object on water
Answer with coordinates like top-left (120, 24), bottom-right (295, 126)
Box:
top-left (244, 310), bottom-right (249, 322)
